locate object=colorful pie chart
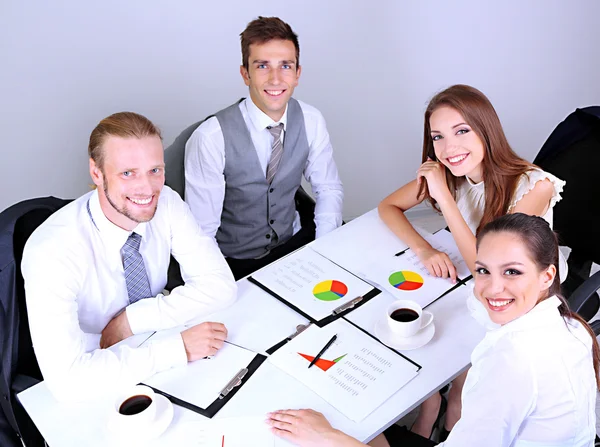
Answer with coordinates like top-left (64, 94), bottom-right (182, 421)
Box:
top-left (312, 280), bottom-right (348, 301)
top-left (389, 271), bottom-right (424, 291)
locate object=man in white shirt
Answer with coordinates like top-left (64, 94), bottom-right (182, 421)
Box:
top-left (184, 16), bottom-right (344, 279)
top-left (22, 112), bottom-right (237, 401)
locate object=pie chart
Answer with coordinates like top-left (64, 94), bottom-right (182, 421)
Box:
top-left (313, 280), bottom-right (348, 301)
top-left (389, 271), bottom-right (424, 291)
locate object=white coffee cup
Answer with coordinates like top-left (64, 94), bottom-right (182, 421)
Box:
top-left (113, 385), bottom-right (158, 433)
top-left (386, 300), bottom-right (433, 338)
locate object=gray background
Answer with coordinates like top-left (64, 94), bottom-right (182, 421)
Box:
top-left (2, 0), bottom-right (599, 218)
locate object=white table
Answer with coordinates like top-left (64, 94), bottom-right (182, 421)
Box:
top-left (18, 209), bottom-right (486, 446)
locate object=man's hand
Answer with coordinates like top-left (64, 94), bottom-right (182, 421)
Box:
top-left (100, 311), bottom-right (134, 348)
top-left (181, 322), bottom-right (228, 362)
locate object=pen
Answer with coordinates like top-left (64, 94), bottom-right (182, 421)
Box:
top-left (307, 334), bottom-right (337, 369)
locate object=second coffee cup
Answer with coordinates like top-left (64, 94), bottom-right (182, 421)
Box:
top-left (386, 300), bottom-right (433, 338)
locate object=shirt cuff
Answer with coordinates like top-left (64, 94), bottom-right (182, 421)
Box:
top-left (148, 333), bottom-right (188, 372)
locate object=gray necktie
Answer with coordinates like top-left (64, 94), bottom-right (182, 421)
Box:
top-left (121, 232), bottom-right (152, 305)
top-left (266, 123), bottom-right (284, 184)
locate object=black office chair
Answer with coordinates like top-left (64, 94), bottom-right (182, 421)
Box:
top-left (534, 106), bottom-right (600, 321)
top-left (0, 197), bottom-right (71, 446)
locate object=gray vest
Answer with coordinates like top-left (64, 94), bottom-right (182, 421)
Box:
top-left (215, 98), bottom-right (309, 259)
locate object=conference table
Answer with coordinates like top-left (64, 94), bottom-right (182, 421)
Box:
top-left (17, 209), bottom-right (487, 446)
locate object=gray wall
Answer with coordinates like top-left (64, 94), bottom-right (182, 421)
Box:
top-left (2, 0), bottom-right (599, 218)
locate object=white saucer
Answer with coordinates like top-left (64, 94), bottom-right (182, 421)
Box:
top-left (107, 393), bottom-right (174, 441)
top-left (374, 317), bottom-right (435, 351)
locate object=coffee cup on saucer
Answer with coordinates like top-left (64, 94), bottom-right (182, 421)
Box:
top-left (108, 384), bottom-right (174, 440)
top-left (386, 300), bottom-right (433, 338)
top-left (112, 385), bottom-right (157, 433)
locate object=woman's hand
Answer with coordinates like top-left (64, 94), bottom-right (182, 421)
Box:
top-left (267, 409), bottom-right (359, 447)
top-left (416, 158), bottom-right (451, 202)
top-left (415, 246), bottom-right (457, 283)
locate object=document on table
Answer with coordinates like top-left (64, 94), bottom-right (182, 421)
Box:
top-left (250, 247), bottom-right (375, 322)
top-left (268, 319), bottom-right (420, 422)
top-left (196, 417), bottom-right (275, 447)
top-left (361, 254), bottom-right (459, 308)
top-left (143, 341), bottom-right (256, 409)
top-left (359, 229), bottom-right (469, 308)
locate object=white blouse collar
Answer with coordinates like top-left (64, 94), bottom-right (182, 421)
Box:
top-left (493, 295), bottom-right (563, 336)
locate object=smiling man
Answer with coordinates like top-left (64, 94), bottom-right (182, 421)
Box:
top-left (21, 112), bottom-right (237, 401)
top-left (184, 16), bottom-right (344, 279)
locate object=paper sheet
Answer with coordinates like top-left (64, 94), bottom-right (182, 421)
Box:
top-left (251, 247), bottom-right (374, 321)
top-left (268, 319), bottom-right (419, 422)
top-left (143, 342), bottom-right (256, 409)
top-left (360, 253), bottom-right (459, 309)
top-left (311, 209), bottom-right (410, 269)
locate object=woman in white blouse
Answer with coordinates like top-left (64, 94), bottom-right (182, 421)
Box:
top-left (377, 84), bottom-right (565, 437)
top-left (267, 213), bottom-right (599, 446)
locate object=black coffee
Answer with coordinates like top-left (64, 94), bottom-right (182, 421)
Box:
top-left (119, 395), bottom-right (152, 415)
top-left (390, 308), bottom-right (419, 322)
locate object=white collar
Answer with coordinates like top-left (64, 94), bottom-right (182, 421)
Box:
top-left (88, 189), bottom-right (147, 252)
top-left (491, 295), bottom-right (563, 338)
top-left (244, 97), bottom-right (289, 133)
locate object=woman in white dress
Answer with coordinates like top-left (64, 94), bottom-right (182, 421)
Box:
top-left (267, 213), bottom-right (599, 447)
top-left (377, 85), bottom-right (565, 437)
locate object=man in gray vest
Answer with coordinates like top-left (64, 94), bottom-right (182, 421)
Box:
top-left (184, 17), bottom-right (344, 279)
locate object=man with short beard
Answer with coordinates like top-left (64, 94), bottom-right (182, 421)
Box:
top-left (22, 112), bottom-right (237, 402)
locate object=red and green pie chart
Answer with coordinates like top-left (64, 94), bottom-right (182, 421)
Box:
top-left (312, 280), bottom-right (348, 301)
top-left (389, 271), bottom-right (424, 291)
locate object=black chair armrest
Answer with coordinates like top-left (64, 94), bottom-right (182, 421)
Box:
top-left (590, 320), bottom-right (600, 337)
top-left (569, 270), bottom-right (600, 317)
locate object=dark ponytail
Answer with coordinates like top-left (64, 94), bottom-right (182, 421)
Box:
top-left (477, 213), bottom-right (600, 390)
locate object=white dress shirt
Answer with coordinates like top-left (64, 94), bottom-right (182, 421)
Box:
top-left (21, 186), bottom-right (237, 402)
top-left (184, 97), bottom-right (344, 241)
top-left (441, 296), bottom-right (596, 446)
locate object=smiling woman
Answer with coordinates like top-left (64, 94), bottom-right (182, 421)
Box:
top-left (377, 85), bottom-right (566, 437)
top-left (267, 213), bottom-right (599, 447)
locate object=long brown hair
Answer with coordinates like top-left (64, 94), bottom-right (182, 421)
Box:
top-left (477, 213), bottom-right (600, 390)
top-left (418, 85), bottom-right (535, 234)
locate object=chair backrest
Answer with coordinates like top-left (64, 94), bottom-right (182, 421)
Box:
top-left (534, 107), bottom-right (600, 264)
top-left (164, 99), bottom-right (246, 199)
top-left (164, 120), bottom-right (206, 199)
top-left (534, 107), bottom-right (600, 320)
top-left (0, 197), bottom-right (71, 444)
top-left (13, 209), bottom-right (59, 380)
